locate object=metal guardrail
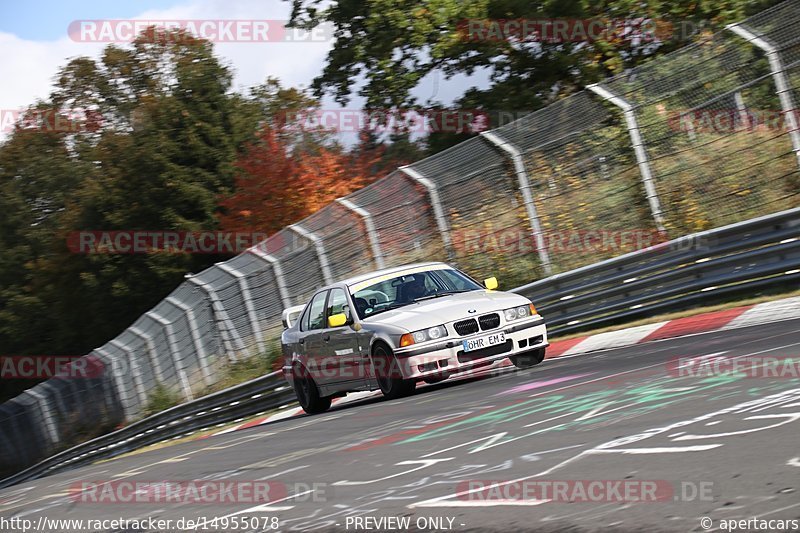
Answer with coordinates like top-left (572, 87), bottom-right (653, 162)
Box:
top-left (513, 207), bottom-right (800, 335)
top-left (2, 207), bottom-right (798, 490)
top-left (0, 372), bottom-right (294, 490)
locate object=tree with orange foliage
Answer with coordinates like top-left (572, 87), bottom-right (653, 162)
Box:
top-left (218, 127), bottom-right (306, 235)
top-left (219, 127), bottom-right (417, 235)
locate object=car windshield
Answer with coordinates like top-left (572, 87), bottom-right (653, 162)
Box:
top-left (350, 268), bottom-right (482, 319)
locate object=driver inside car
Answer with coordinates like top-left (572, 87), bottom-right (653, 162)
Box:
top-left (399, 275), bottom-right (429, 303)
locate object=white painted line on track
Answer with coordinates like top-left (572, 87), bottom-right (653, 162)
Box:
top-left (406, 339), bottom-right (800, 510)
top-left (414, 499), bottom-right (551, 507)
top-left (563, 321), bottom-right (668, 355)
top-left (256, 465), bottom-right (309, 480)
top-left (218, 489), bottom-right (316, 518)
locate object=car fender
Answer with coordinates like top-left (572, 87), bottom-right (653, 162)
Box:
top-left (368, 332), bottom-right (396, 354)
top-left (362, 323), bottom-right (407, 354)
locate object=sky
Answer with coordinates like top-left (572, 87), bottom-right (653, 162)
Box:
top-left (0, 0), bottom-right (490, 143)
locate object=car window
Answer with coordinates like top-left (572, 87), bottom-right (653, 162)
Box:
top-left (434, 269), bottom-right (480, 291)
top-left (328, 288), bottom-right (350, 319)
top-left (304, 291), bottom-right (328, 331)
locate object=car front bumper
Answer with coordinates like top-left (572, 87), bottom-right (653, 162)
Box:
top-left (393, 316), bottom-right (549, 379)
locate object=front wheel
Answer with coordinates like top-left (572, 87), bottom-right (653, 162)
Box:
top-left (509, 347), bottom-right (546, 369)
top-left (293, 368), bottom-right (332, 414)
top-left (373, 344), bottom-right (417, 399)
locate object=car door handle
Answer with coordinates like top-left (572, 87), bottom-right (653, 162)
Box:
top-left (299, 338), bottom-right (304, 345)
top-left (324, 335), bottom-right (331, 342)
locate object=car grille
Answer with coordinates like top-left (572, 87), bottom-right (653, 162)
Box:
top-left (453, 318), bottom-right (479, 336)
top-left (478, 313), bottom-right (500, 331)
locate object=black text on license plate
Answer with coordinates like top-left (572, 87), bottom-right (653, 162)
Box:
top-left (462, 332), bottom-right (506, 352)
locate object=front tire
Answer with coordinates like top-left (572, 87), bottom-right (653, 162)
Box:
top-left (509, 347), bottom-right (546, 369)
top-left (293, 367), bottom-right (332, 414)
top-left (373, 344), bottom-right (416, 399)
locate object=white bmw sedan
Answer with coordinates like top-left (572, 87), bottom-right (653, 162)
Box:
top-left (281, 262), bottom-right (549, 413)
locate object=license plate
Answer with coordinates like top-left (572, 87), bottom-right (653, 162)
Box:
top-left (462, 332), bottom-right (506, 352)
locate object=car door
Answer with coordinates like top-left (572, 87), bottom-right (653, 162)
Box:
top-left (299, 290), bottom-right (329, 384)
top-left (320, 288), bottom-right (366, 389)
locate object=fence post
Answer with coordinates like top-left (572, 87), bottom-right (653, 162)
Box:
top-left (146, 311), bottom-right (194, 401)
top-left (480, 131), bottom-right (554, 275)
top-left (727, 23), bottom-right (800, 170)
top-left (186, 275), bottom-right (246, 360)
top-left (93, 348), bottom-right (136, 420)
top-left (587, 83), bottom-right (667, 233)
top-left (108, 339), bottom-right (149, 406)
top-left (336, 197), bottom-right (386, 269)
top-left (399, 165), bottom-right (455, 261)
top-left (216, 262), bottom-right (266, 354)
top-left (23, 389), bottom-right (60, 447)
top-left (734, 91), bottom-right (750, 129)
top-left (288, 224), bottom-right (334, 285)
top-left (165, 296), bottom-right (214, 386)
top-left (37, 381), bottom-right (67, 431)
top-left (128, 326), bottom-right (166, 384)
top-left (248, 247), bottom-right (292, 310)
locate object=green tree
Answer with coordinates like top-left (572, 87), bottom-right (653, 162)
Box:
top-left (288, 0), bottom-right (782, 126)
top-left (0, 29), bottom-right (266, 365)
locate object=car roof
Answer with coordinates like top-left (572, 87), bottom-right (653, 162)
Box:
top-left (338, 261), bottom-right (451, 288)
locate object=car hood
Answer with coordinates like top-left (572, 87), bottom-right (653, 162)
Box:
top-left (362, 290), bottom-right (532, 331)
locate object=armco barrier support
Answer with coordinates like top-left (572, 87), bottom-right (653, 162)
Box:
top-left (586, 83), bottom-right (667, 232)
top-left (336, 197), bottom-right (386, 270)
top-left (727, 22), bottom-right (800, 170)
top-left (399, 165), bottom-right (455, 261)
top-left (481, 131), bottom-right (553, 275)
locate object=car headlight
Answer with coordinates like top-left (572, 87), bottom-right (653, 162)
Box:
top-left (504, 303), bottom-right (537, 322)
top-left (400, 325), bottom-right (448, 347)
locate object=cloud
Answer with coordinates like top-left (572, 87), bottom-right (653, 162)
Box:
top-left (0, 1), bottom-right (330, 119)
top-left (0, 0), bottom-right (488, 143)
top-left (0, 31), bottom-right (105, 111)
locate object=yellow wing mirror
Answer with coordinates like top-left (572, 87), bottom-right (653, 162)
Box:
top-left (328, 313), bottom-right (348, 328)
top-left (483, 277), bottom-right (498, 291)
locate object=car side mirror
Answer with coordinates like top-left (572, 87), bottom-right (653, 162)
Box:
top-left (483, 277), bottom-right (498, 291)
top-left (328, 313), bottom-right (348, 328)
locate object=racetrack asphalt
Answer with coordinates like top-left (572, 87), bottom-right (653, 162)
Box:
top-left (1, 318), bottom-right (799, 532)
